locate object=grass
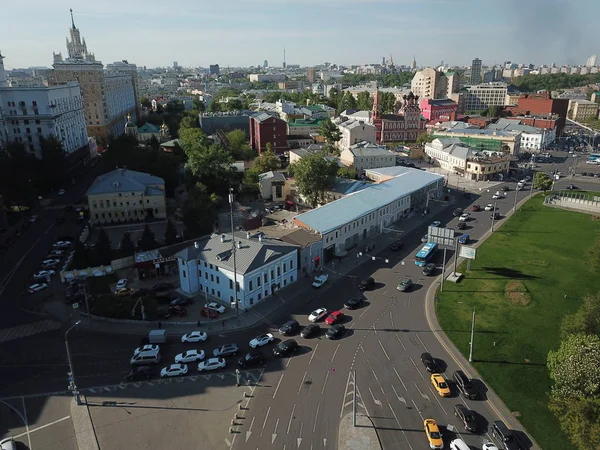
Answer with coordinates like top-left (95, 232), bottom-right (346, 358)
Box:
top-left (437, 195), bottom-right (600, 450)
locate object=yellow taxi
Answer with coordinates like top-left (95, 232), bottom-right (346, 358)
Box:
top-left (431, 373), bottom-right (451, 397)
top-left (114, 287), bottom-right (132, 297)
top-left (424, 418), bottom-right (444, 449)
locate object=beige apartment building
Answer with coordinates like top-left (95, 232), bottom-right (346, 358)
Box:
top-left (569, 99), bottom-right (600, 122)
top-left (411, 68), bottom-right (460, 100)
top-left (87, 168), bottom-right (166, 225)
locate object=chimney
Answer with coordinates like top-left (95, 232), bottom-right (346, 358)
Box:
top-left (194, 241), bottom-right (199, 249)
top-left (236, 241), bottom-right (242, 249)
top-left (246, 232), bottom-right (251, 239)
top-left (220, 234), bottom-right (225, 243)
top-left (258, 235), bottom-right (263, 243)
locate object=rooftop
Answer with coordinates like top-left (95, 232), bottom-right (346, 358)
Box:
top-left (433, 128), bottom-right (519, 139)
top-left (289, 118), bottom-right (326, 127)
top-left (328, 177), bottom-right (372, 195)
top-left (347, 141), bottom-right (393, 157)
top-left (137, 122), bottom-right (161, 134)
top-left (174, 233), bottom-right (297, 275)
top-left (87, 169), bottom-right (165, 196)
top-left (486, 118), bottom-right (547, 134)
top-left (293, 168), bottom-right (443, 234)
top-left (259, 171), bottom-right (286, 182)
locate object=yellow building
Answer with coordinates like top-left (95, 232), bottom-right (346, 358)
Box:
top-left (465, 156), bottom-right (511, 181)
top-left (569, 99), bottom-right (600, 122)
top-left (87, 168), bottom-right (166, 225)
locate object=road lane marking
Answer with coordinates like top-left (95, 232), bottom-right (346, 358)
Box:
top-left (260, 406), bottom-right (271, 437)
top-left (409, 357), bottom-right (425, 379)
top-left (391, 385), bottom-right (407, 406)
top-left (371, 325), bottom-right (378, 335)
top-left (321, 370), bottom-right (330, 396)
top-left (313, 403), bottom-right (320, 433)
top-left (286, 357), bottom-right (292, 368)
top-left (368, 387), bottom-right (382, 406)
top-left (371, 368), bottom-right (381, 385)
top-left (416, 333), bottom-right (429, 352)
top-left (395, 333), bottom-right (407, 351)
top-left (393, 367), bottom-right (408, 391)
top-left (272, 418), bottom-right (279, 444)
top-left (309, 344), bottom-right (319, 365)
top-left (246, 416), bottom-right (255, 442)
top-left (359, 345), bottom-right (364, 353)
top-left (21, 397), bottom-right (32, 449)
top-left (429, 387), bottom-right (448, 415)
top-left (287, 403), bottom-right (296, 434)
top-left (297, 422), bottom-right (303, 448)
top-left (224, 438), bottom-right (231, 447)
top-left (389, 310), bottom-right (394, 328)
top-left (297, 371), bottom-right (307, 397)
top-left (330, 344), bottom-right (340, 363)
top-left (413, 382), bottom-right (430, 401)
top-left (358, 304), bottom-right (371, 319)
top-left (273, 374), bottom-right (284, 399)
top-left (339, 371), bottom-right (353, 418)
top-left (378, 340), bottom-right (390, 361)
top-left (411, 398), bottom-right (424, 420)
top-left (387, 401), bottom-right (414, 450)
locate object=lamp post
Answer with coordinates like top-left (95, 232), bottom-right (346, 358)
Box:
top-left (65, 320), bottom-right (82, 405)
top-left (229, 188), bottom-right (239, 318)
top-left (468, 310), bottom-right (475, 362)
top-left (490, 201), bottom-right (498, 232)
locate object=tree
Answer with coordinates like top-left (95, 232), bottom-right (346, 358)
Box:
top-left (93, 228), bottom-right (113, 266)
top-left (488, 105), bottom-right (505, 117)
top-left (119, 231), bottom-right (136, 258)
top-left (226, 129), bottom-right (255, 161)
top-left (148, 135), bottom-right (160, 151)
top-left (192, 97), bottom-right (205, 112)
top-left (548, 395), bottom-right (600, 450)
top-left (253, 149), bottom-right (281, 173)
top-left (561, 292), bottom-right (600, 338)
top-left (164, 219), bottom-right (178, 245)
top-left (319, 118), bottom-right (342, 148)
top-left (179, 115), bottom-right (198, 130)
top-left (379, 92), bottom-right (397, 114)
top-left (140, 97), bottom-right (152, 109)
top-left (290, 152), bottom-right (337, 207)
top-left (181, 182), bottom-right (218, 237)
top-left (337, 91), bottom-right (358, 114)
top-left (533, 172), bottom-right (552, 192)
top-left (185, 140), bottom-right (236, 196)
top-left (71, 240), bottom-right (89, 269)
top-left (356, 91), bottom-right (373, 110)
top-left (37, 137), bottom-right (68, 192)
top-left (139, 225), bottom-right (159, 251)
top-left (416, 132), bottom-right (434, 146)
top-left (337, 166), bottom-right (357, 179)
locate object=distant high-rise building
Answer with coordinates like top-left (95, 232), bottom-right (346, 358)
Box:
top-left (263, 60), bottom-right (268, 68)
top-left (470, 58), bottom-right (482, 84)
top-left (209, 64), bottom-right (220, 75)
top-left (411, 56), bottom-right (417, 71)
top-left (587, 55), bottom-right (598, 67)
top-left (307, 67), bottom-right (316, 83)
top-left (173, 61), bottom-right (178, 69)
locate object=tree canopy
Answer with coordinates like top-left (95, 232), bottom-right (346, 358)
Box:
top-left (180, 182), bottom-right (218, 237)
top-left (139, 225), bottom-right (159, 251)
top-left (253, 150), bottom-right (281, 173)
top-left (533, 172), bottom-right (553, 191)
top-left (319, 118), bottom-right (342, 149)
top-left (511, 73), bottom-right (600, 93)
top-left (119, 231), bottom-right (136, 258)
top-left (561, 292), bottom-right (600, 339)
top-left (225, 129), bottom-right (255, 161)
top-left (290, 152), bottom-right (338, 207)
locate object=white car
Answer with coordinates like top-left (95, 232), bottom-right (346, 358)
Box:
top-left (249, 333), bottom-right (274, 348)
top-left (41, 258), bottom-right (60, 267)
top-left (175, 350), bottom-right (205, 363)
top-left (484, 204), bottom-right (494, 211)
top-left (160, 363), bottom-right (188, 378)
top-left (54, 241), bottom-right (72, 248)
top-left (481, 441), bottom-right (499, 450)
top-left (29, 215), bottom-right (39, 223)
top-left (115, 279), bottom-right (128, 290)
top-left (58, 189), bottom-right (66, 195)
top-left (198, 357), bottom-right (226, 372)
top-left (205, 302), bottom-right (226, 314)
top-left (0, 437), bottom-right (16, 450)
top-left (181, 331), bottom-right (208, 343)
top-left (312, 274), bottom-right (329, 288)
top-left (33, 270), bottom-right (55, 279)
top-left (28, 283), bottom-right (48, 294)
top-left (586, 160), bottom-right (599, 165)
top-left (134, 344), bottom-right (159, 355)
top-left (458, 213), bottom-right (470, 222)
top-left (491, 192), bottom-right (504, 199)
top-left (308, 308), bottom-right (328, 322)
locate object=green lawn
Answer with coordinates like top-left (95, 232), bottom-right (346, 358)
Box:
top-left (437, 195), bottom-right (600, 450)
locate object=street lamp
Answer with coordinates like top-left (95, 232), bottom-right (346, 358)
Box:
top-left (65, 320), bottom-right (82, 405)
top-left (469, 310), bottom-right (476, 362)
top-left (229, 188), bottom-right (239, 318)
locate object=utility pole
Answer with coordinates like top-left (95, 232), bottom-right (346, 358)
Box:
top-left (453, 238), bottom-right (459, 276)
top-left (353, 370), bottom-right (357, 427)
top-left (65, 320), bottom-right (82, 405)
top-left (469, 310), bottom-right (475, 362)
top-left (513, 187), bottom-right (518, 212)
top-left (490, 201), bottom-right (498, 232)
top-left (83, 283), bottom-right (91, 324)
top-left (440, 247), bottom-right (447, 292)
top-left (229, 188), bottom-right (239, 318)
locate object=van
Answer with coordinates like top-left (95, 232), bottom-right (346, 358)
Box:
top-left (449, 439), bottom-right (470, 450)
top-left (130, 348), bottom-right (161, 366)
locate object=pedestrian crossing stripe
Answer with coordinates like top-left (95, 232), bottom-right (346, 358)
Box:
top-left (0, 320), bottom-right (62, 344)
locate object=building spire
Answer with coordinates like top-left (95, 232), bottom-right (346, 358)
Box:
top-left (70, 8), bottom-right (76, 29)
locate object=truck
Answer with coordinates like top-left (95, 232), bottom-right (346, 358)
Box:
top-left (148, 329), bottom-right (167, 344)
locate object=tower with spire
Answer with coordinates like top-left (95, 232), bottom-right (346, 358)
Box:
top-left (411, 56), bottom-right (417, 71)
top-left (64, 9), bottom-right (95, 62)
top-left (0, 52), bottom-right (8, 88)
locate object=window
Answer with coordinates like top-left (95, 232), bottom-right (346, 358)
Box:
top-left (264, 273), bottom-right (268, 283)
top-left (283, 263), bottom-right (286, 273)
top-left (277, 267), bottom-right (281, 276)
top-left (249, 280), bottom-right (253, 290)
top-left (216, 276), bottom-right (220, 284)
top-left (290, 275), bottom-right (294, 282)
top-left (290, 260), bottom-right (293, 269)
top-left (182, 270), bottom-right (186, 278)
top-left (209, 264), bottom-right (213, 270)
top-left (210, 274), bottom-right (214, 282)
top-left (271, 270), bottom-right (274, 279)
top-left (258, 293), bottom-right (262, 300)
top-left (229, 279), bottom-right (233, 289)
top-left (249, 297), bottom-right (254, 306)
top-left (257, 276), bottom-right (261, 287)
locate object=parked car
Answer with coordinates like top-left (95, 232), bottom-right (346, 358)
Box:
top-left (114, 288), bottom-right (132, 297)
top-left (458, 234), bottom-right (470, 244)
top-left (358, 277), bottom-right (375, 291)
top-left (308, 308), bottom-right (328, 323)
top-left (238, 351), bottom-right (266, 368)
top-left (213, 344), bottom-right (239, 357)
top-left (181, 331), bottom-right (208, 343)
top-left (273, 339), bottom-right (299, 357)
top-left (471, 205), bottom-right (481, 212)
top-left (279, 320), bottom-right (300, 336)
top-left (456, 221), bottom-right (467, 230)
top-left (452, 208), bottom-right (463, 217)
top-left (249, 333), bottom-right (274, 348)
top-left (300, 324), bottom-right (320, 338)
top-left (430, 221), bottom-right (441, 228)
top-left (421, 234), bottom-right (429, 243)
top-left (41, 258), bottom-right (60, 268)
top-left (325, 310), bottom-right (344, 325)
top-left (125, 366), bottom-right (152, 381)
top-left (175, 350), bottom-right (205, 363)
top-left (168, 305), bottom-right (187, 317)
top-left (115, 279), bottom-right (128, 290)
top-left (33, 270), bottom-right (55, 280)
top-left (459, 213), bottom-right (470, 222)
top-left (390, 241), bottom-right (403, 251)
top-left (171, 297), bottom-right (193, 306)
top-left (29, 215), bottom-right (39, 223)
top-left (326, 324), bottom-right (346, 340)
top-left (484, 204), bottom-right (494, 211)
top-left (160, 363), bottom-right (188, 378)
top-left (200, 308), bottom-right (218, 319)
top-left (197, 357), bottom-right (226, 372)
top-left (153, 282), bottom-right (174, 292)
top-left (134, 344), bottom-right (160, 355)
top-left (28, 283), bottom-right (48, 294)
top-left (312, 273), bottom-right (329, 288)
top-left (490, 212), bottom-right (501, 220)
top-left (205, 302), bottom-right (226, 314)
top-left (344, 298), bottom-right (364, 309)
top-left (397, 278), bottom-right (413, 292)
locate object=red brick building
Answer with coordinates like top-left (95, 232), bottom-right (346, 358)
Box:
top-left (249, 113), bottom-right (288, 154)
top-left (372, 91), bottom-right (426, 143)
top-left (511, 92), bottom-right (569, 135)
top-left (419, 98), bottom-right (458, 121)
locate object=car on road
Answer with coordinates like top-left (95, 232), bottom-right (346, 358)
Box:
top-left (344, 298), bottom-right (364, 309)
top-left (238, 351), bottom-right (266, 367)
top-left (481, 441), bottom-right (500, 450)
top-left (213, 344), bottom-right (239, 357)
top-left (358, 277), bottom-right (375, 291)
top-left (54, 240), bottom-right (72, 248)
top-left (153, 282), bottom-right (174, 292)
top-left (160, 363), bottom-right (188, 378)
top-left (28, 283), bottom-right (48, 294)
top-left (125, 366), bottom-right (152, 381)
top-left (197, 357), bottom-right (226, 372)
top-left (249, 333), bottom-right (274, 348)
top-left (390, 241), bottom-right (403, 251)
top-left (205, 302), bottom-right (226, 313)
top-left (492, 191), bottom-right (505, 199)
top-left (273, 339), bottom-right (299, 357)
top-left (312, 273), bottom-right (329, 288)
top-left (168, 305), bottom-right (187, 317)
top-left (58, 189), bottom-right (66, 195)
top-left (484, 203), bottom-right (495, 211)
top-left (115, 279), bottom-right (128, 290)
top-left (171, 297), bottom-right (193, 306)
top-left (326, 324), bottom-right (346, 340)
top-left (490, 212), bottom-right (501, 220)
top-left (175, 350), bottom-right (205, 363)
top-left (134, 344), bottom-right (160, 355)
top-left (455, 221), bottom-right (466, 230)
top-left (29, 215), bottom-right (39, 223)
top-left (449, 439), bottom-right (471, 450)
top-left (325, 310), bottom-right (344, 325)
top-left (397, 277), bottom-right (413, 292)
top-left (0, 437), bottom-right (17, 450)
top-left (471, 204), bottom-right (481, 212)
top-left (420, 352), bottom-right (439, 372)
top-left (33, 270), bottom-right (55, 280)
top-left (458, 234), bottom-right (470, 244)
top-left (422, 263), bottom-right (436, 276)
top-left (181, 331), bottom-right (208, 343)
top-left (566, 184), bottom-right (579, 190)
top-left (421, 234), bottom-right (429, 243)
top-left (454, 404), bottom-right (478, 432)
top-left (424, 418), bottom-right (444, 449)
top-left (279, 320), bottom-right (300, 336)
top-left (300, 323), bottom-right (320, 338)
top-left (491, 420), bottom-right (519, 450)
top-left (200, 307), bottom-right (218, 319)
top-left (453, 370), bottom-right (478, 399)
top-left (452, 208), bottom-right (463, 217)
top-left (459, 213), bottom-right (470, 222)
top-left (500, 185), bottom-right (509, 191)
top-left (114, 288), bottom-right (132, 297)
top-left (431, 373), bottom-right (451, 396)
top-left (41, 258), bottom-right (60, 268)
top-left (430, 221), bottom-right (441, 228)
top-left (308, 308), bottom-right (328, 323)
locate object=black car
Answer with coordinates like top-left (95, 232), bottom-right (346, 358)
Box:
top-left (454, 404), bottom-right (478, 432)
top-left (153, 282), bottom-right (174, 292)
top-left (566, 184), bottom-right (579, 190)
top-left (490, 212), bottom-right (501, 220)
top-left (300, 323), bottom-right (320, 338)
top-left (420, 352), bottom-right (439, 372)
top-left (326, 324), bottom-right (346, 340)
top-left (456, 221), bottom-right (467, 230)
top-left (422, 263), bottom-right (436, 276)
top-left (125, 366), bottom-right (152, 381)
top-left (491, 420), bottom-right (519, 450)
top-left (358, 277), bottom-right (375, 291)
top-left (452, 208), bottom-right (463, 217)
top-left (453, 370), bottom-right (478, 399)
top-left (501, 185), bottom-right (509, 191)
top-left (390, 241), bottom-right (403, 251)
top-left (279, 320), bottom-right (300, 336)
top-left (238, 351), bottom-right (266, 367)
top-left (344, 298), bottom-right (364, 309)
top-left (273, 339), bottom-right (299, 357)
top-left (170, 297), bottom-right (192, 306)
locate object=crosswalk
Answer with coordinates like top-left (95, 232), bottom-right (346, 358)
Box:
top-left (0, 320), bottom-right (62, 344)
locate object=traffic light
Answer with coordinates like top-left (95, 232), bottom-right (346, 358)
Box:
top-left (67, 372), bottom-right (73, 382)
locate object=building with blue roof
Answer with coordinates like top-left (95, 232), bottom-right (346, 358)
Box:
top-left (293, 167), bottom-right (444, 262)
top-left (87, 168), bottom-right (166, 225)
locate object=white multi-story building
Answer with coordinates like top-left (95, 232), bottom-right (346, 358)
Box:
top-left (586, 55), bottom-right (598, 67)
top-left (176, 233), bottom-right (298, 311)
top-left (336, 119), bottom-right (377, 151)
top-left (340, 141), bottom-right (396, 173)
top-left (486, 118), bottom-right (556, 152)
top-left (464, 83), bottom-right (508, 112)
top-left (248, 73), bottom-right (286, 83)
top-left (425, 138), bottom-right (471, 172)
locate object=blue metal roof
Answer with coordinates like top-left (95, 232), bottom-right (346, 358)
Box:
top-left (294, 169), bottom-right (443, 234)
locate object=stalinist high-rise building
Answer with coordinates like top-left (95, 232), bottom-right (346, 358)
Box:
top-left (48, 9), bottom-right (137, 144)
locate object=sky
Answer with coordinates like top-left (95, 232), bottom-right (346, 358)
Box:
top-left (1, 0), bottom-right (598, 70)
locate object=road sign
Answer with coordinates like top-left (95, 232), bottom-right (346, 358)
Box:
top-left (459, 246), bottom-right (477, 260)
top-left (72, 303), bottom-right (79, 309)
top-left (427, 226), bottom-right (455, 248)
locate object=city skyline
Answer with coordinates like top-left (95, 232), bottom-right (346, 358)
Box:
top-left (1, 0), bottom-right (598, 70)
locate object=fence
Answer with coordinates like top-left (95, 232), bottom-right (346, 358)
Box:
top-left (544, 191), bottom-right (600, 214)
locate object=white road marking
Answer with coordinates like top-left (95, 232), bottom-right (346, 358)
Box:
top-left (273, 374), bottom-right (284, 399)
top-left (429, 387), bottom-right (448, 415)
top-left (389, 311), bottom-right (394, 328)
top-left (298, 371), bottom-right (307, 396)
top-left (411, 398), bottom-right (424, 420)
top-left (393, 367), bottom-right (408, 391)
top-left (313, 403), bottom-right (320, 433)
top-left (368, 387), bottom-right (382, 406)
top-left (358, 304), bottom-right (371, 319)
top-left (371, 325), bottom-right (378, 335)
top-left (12, 414), bottom-right (70, 440)
top-left (272, 418), bottom-right (279, 444)
top-left (297, 422), bottom-right (303, 448)
top-left (378, 340), bottom-right (390, 361)
top-left (330, 344), bottom-right (340, 363)
top-left (286, 357), bottom-right (292, 368)
top-left (391, 385), bottom-right (407, 406)
top-left (287, 404), bottom-right (296, 435)
top-left (416, 334), bottom-right (429, 352)
top-left (260, 406), bottom-right (271, 437)
top-left (224, 438), bottom-right (231, 447)
top-left (339, 371), bottom-right (353, 419)
top-left (395, 333), bottom-right (407, 351)
top-left (309, 344), bottom-right (319, 365)
top-left (321, 370), bottom-right (330, 396)
top-left (359, 345), bottom-right (364, 353)
top-left (21, 397), bottom-right (32, 449)
top-left (371, 368), bottom-right (381, 385)
top-left (409, 357), bottom-right (425, 379)
top-left (387, 402), bottom-right (414, 450)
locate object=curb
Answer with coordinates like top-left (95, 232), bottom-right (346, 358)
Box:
top-left (424, 193), bottom-right (543, 450)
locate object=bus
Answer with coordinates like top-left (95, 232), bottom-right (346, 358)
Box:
top-left (588, 153), bottom-right (600, 161)
top-left (415, 242), bottom-right (438, 267)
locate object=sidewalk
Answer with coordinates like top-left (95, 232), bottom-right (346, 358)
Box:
top-left (424, 191), bottom-right (542, 450)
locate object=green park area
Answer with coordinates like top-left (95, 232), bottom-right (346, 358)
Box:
top-left (437, 195), bottom-right (600, 450)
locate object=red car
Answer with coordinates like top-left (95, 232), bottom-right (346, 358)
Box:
top-left (200, 307), bottom-right (218, 319)
top-left (168, 306), bottom-right (187, 317)
top-left (325, 310), bottom-right (344, 325)
top-left (471, 205), bottom-right (481, 212)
